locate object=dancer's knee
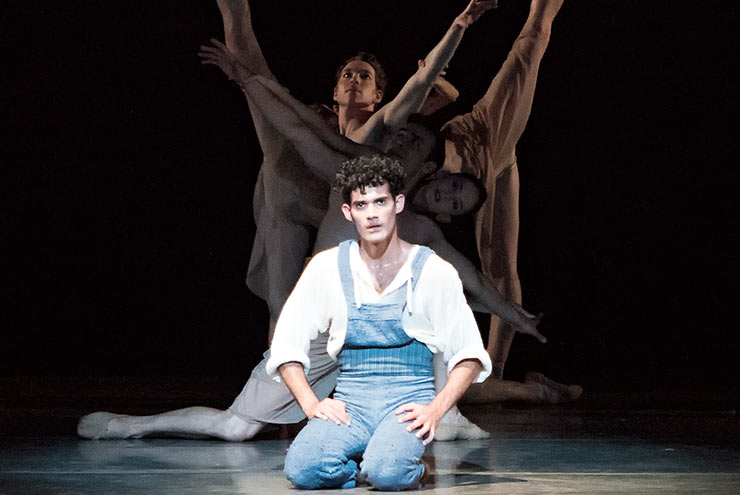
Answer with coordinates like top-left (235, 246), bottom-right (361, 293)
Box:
top-left (362, 453), bottom-right (423, 491)
top-left (216, 412), bottom-right (263, 442)
top-left (285, 444), bottom-right (355, 489)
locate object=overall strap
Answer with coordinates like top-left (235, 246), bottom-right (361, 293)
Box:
top-left (409, 246), bottom-right (434, 291)
top-left (337, 240), bottom-right (357, 309)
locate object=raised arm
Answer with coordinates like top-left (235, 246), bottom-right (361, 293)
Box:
top-left (248, 74), bottom-right (365, 161)
top-left (352, 0), bottom-right (497, 146)
top-left (200, 40), bottom-right (366, 183)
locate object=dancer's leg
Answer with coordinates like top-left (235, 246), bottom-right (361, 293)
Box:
top-left (229, 331), bottom-right (338, 424)
top-left (216, 0), bottom-right (274, 79)
top-left (284, 418), bottom-right (369, 489)
top-left (473, 0), bottom-right (563, 377)
top-left (484, 165), bottom-right (521, 378)
top-left (361, 413), bottom-right (426, 491)
top-left (77, 407), bottom-right (262, 441)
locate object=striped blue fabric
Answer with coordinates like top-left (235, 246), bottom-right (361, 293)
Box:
top-left (336, 241), bottom-right (434, 377)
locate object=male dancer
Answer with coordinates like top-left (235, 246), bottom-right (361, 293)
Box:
top-left (221, 0), bottom-right (495, 334)
top-left (76, 0), bottom-right (576, 443)
top-left (271, 154), bottom-right (489, 490)
top-left (216, 1), bottom-right (573, 387)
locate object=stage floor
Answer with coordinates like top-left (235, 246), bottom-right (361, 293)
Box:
top-left (2, 403), bottom-right (739, 494)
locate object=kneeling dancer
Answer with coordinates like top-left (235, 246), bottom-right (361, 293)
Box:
top-left (266, 154), bottom-right (491, 490)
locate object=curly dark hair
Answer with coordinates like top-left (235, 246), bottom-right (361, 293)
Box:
top-left (334, 155), bottom-right (406, 205)
top-left (334, 52), bottom-right (388, 95)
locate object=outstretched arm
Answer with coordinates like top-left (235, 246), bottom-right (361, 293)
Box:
top-left (353, 0), bottom-right (497, 146)
top-left (426, 233), bottom-right (545, 343)
top-left (200, 40), bottom-right (365, 183)
top-left (247, 74), bottom-right (364, 161)
top-left (398, 212), bottom-right (542, 340)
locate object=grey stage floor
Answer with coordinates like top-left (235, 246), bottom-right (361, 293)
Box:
top-left (1, 378), bottom-right (739, 494)
top-left (2, 410), bottom-right (739, 494)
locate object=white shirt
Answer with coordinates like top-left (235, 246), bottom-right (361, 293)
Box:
top-left (266, 242), bottom-right (492, 382)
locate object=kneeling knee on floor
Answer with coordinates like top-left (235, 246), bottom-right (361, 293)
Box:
top-left (363, 460), bottom-right (419, 490)
top-left (285, 451), bottom-right (350, 488)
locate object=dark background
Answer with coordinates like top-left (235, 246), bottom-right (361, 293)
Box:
top-left (3, 1), bottom-right (738, 397)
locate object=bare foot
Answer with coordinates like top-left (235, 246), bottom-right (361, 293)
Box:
top-left (461, 374), bottom-right (582, 404)
top-left (77, 412), bottom-right (133, 440)
top-left (436, 423), bottom-right (490, 441)
top-left (436, 407), bottom-right (490, 441)
top-left (532, 0), bottom-right (564, 22)
top-left (525, 372), bottom-right (583, 402)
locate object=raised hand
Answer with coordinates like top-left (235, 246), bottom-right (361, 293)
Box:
top-left (456, 0), bottom-right (498, 28)
top-left (198, 38), bottom-right (253, 83)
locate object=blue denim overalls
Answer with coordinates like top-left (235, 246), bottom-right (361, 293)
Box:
top-left (284, 240), bottom-right (436, 491)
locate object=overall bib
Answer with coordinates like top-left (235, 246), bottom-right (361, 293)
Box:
top-left (284, 241), bottom-right (436, 491)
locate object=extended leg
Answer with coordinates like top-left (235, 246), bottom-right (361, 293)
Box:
top-left (462, 374), bottom-right (581, 404)
top-left (77, 407), bottom-right (262, 441)
top-left (216, 0), bottom-right (275, 79)
top-left (79, 333), bottom-right (339, 440)
top-left (472, 0), bottom-right (563, 377)
top-left (229, 331), bottom-right (339, 424)
top-left (482, 165), bottom-right (521, 378)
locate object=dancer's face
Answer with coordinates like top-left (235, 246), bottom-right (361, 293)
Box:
top-left (386, 123), bottom-right (436, 169)
top-left (342, 182), bottom-right (405, 243)
top-left (333, 60), bottom-right (383, 110)
top-left (413, 174), bottom-right (481, 216)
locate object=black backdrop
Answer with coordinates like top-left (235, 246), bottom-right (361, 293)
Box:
top-left (3, 1), bottom-right (738, 394)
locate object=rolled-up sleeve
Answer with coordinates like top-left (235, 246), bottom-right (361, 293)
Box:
top-left (265, 252), bottom-right (334, 380)
top-left (420, 257), bottom-right (492, 382)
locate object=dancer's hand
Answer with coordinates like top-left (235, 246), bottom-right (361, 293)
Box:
top-left (456, 0), bottom-right (498, 29)
top-left (198, 38), bottom-right (253, 83)
top-left (510, 303), bottom-right (546, 343)
top-left (308, 398), bottom-right (350, 426)
top-left (395, 402), bottom-right (445, 445)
